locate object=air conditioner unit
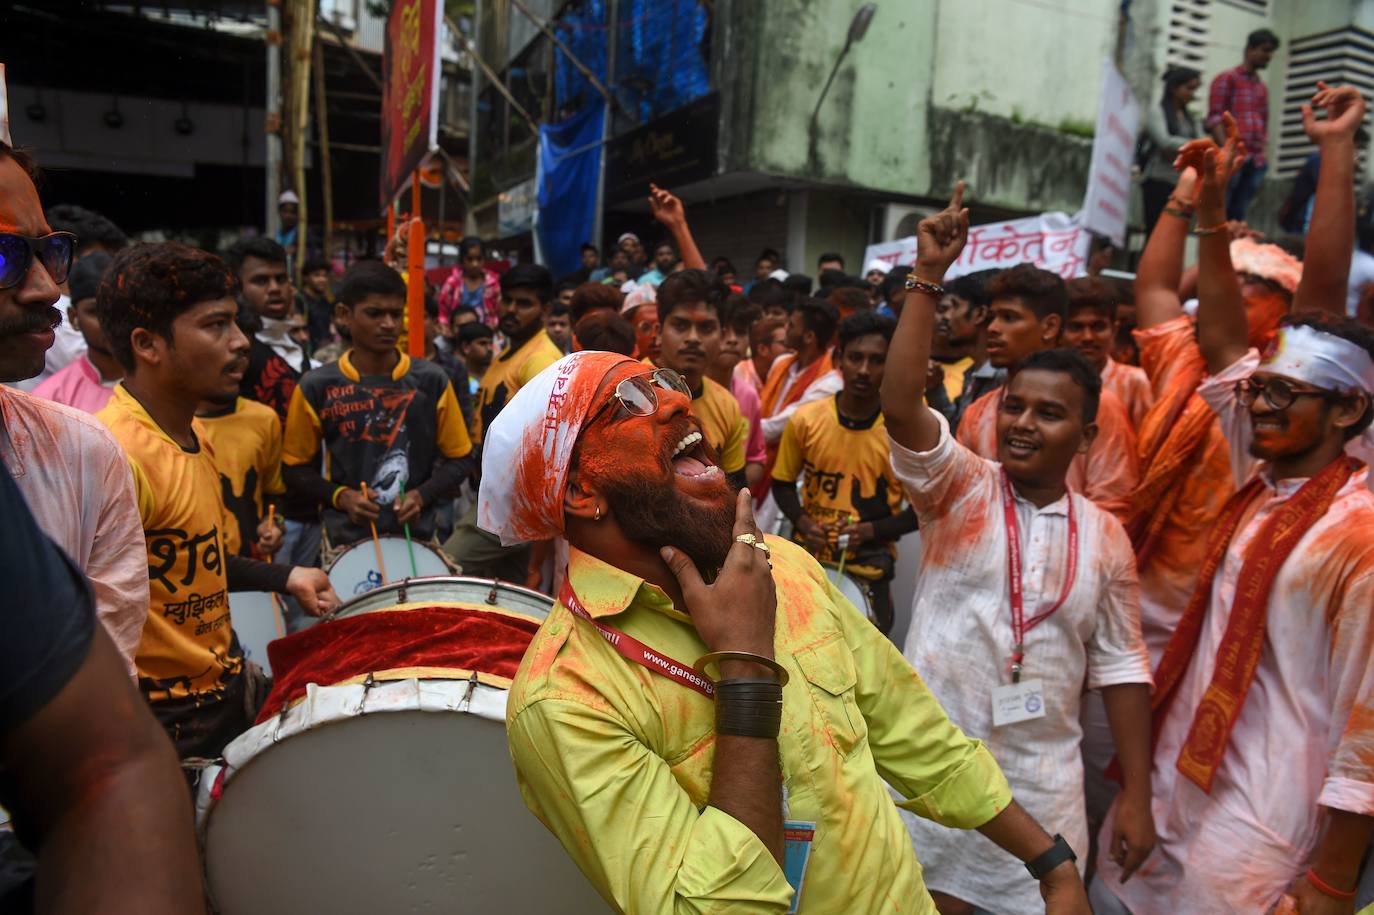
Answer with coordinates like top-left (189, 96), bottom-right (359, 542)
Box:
top-left (873, 203), bottom-right (937, 242)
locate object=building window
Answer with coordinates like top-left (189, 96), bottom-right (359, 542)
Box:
top-left (1165, 0), bottom-right (1211, 70)
top-left (1275, 27), bottom-right (1374, 178)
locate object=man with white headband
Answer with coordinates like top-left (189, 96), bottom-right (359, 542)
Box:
top-left (485, 351), bottom-right (1091, 913)
top-left (1092, 84), bottom-right (1374, 915)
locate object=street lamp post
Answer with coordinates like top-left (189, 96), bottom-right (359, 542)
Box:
top-left (808, 3), bottom-right (877, 174)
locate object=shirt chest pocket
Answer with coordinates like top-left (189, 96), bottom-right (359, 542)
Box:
top-left (792, 635), bottom-right (867, 763)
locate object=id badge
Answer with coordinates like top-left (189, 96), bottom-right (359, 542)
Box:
top-left (991, 678), bottom-right (1046, 727)
top-left (782, 820), bottom-right (816, 914)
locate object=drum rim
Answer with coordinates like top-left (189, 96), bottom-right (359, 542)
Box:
top-left (330, 574), bottom-right (554, 618)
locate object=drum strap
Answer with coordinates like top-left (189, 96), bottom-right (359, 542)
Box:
top-left (559, 579), bottom-right (715, 698)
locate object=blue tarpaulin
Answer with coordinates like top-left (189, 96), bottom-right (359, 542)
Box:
top-left (536, 102), bottom-right (605, 279)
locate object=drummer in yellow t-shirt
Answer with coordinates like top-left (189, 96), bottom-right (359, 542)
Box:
top-left (770, 311), bottom-right (916, 633)
top-left (653, 269), bottom-right (756, 484)
top-left (95, 242), bottom-right (337, 759)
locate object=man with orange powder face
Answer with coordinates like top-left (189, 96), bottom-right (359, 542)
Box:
top-left (482, 350), bottom-right (1093, 914)
top-left (1122, 114), bottom-right (1306, 669)
top-left (955, 264), bottom-right (1140, 520)
top-left (1092, 83), bottom-right (1374, 915)
top-left (883, 186), bottom-right (1153, 915)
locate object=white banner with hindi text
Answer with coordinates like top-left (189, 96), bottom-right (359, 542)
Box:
top-left (861, 211), bottom-right (1092, 281)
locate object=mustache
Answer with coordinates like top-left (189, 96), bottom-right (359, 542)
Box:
top-left (0, 306), bottom-right (61, 337)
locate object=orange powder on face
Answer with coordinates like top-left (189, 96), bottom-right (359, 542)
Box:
top-left (1243, 289), bottom-right (1291, 350)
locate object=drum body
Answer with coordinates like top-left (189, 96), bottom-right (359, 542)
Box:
top-left (825, 565), bottom-right (876, 626)
top-left (198, 580), bottom-right (605, 914)
top-left (326, 535), bottom-right (449, 597)
top-left (226, 591), bottom-right (284, 676)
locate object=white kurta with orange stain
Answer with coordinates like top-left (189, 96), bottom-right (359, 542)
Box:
top-left (1096, 350), bottom-right (1374, 914)
top-left (0, 387), bottom-right (149, 675)
top-left (890, 411), bottom-right (1151, 915)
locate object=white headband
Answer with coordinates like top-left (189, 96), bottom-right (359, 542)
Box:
top-left (1260, 324), bottom-right (1374, 395)
top-left (1263, 324), bottom-right (1374, 492)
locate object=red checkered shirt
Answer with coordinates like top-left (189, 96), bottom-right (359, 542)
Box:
top-left (1206, 65), bottom-right (1268, 166)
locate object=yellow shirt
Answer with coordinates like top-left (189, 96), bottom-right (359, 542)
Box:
top-left (507, 538), bottom-right (1012, 914)
top-left (198, 397), bottom-right (286, 556)
top-left (772, 396), bottom-right (907, 572)
top-left (473, 328), bottom-right (564, 442)
top-left (691, 376), bottom-right (748, 474)
top-left (936, 355), bottom-right (974, 402)
top-left (98, 385), bottom-right (243, 702)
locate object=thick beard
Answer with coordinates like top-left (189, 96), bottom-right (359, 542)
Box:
top-left (602, 472), bottom-right (736, 574)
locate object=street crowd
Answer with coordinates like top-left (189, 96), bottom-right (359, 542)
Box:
top-left (0, 39), bottom-right (1372, 915)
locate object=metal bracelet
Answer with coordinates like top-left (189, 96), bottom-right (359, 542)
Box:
top-left (695, 651), bottom-right (790, 686)
top-left (1193, 222), bottom-right (1228, 237)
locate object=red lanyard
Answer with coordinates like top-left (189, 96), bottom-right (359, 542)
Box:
top-left (1000, 469), bottom-right (1078, 683)
top-left (559, 578), bottom-right (716, 698)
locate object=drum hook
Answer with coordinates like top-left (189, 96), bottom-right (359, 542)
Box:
top-left (461, 671), bottom-right (479, 710)
top-left (354, 672), bottom-right (378, 715)
top-left (397, 580), bottom-right (409, 603)
top-left (485, 582), bottom-right (499, 605)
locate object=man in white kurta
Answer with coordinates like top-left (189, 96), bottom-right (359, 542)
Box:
top-left (1093, 346), bottom-right (1374, 914)
top-left (890, 409), bottom-right (1153, 915)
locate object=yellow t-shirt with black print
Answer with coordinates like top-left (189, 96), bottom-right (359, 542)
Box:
top-left (691, 377), bottom-right (748, 475)
top-left (771, 395), bottom-right (906, 577)
top-left (473, 328), bottom-right (564, 443)
top-left (98, 385), bottom-right (243, 703)
top-left (198, 397), bottom-right (286, 556)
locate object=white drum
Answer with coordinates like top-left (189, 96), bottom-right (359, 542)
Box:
top-left (825, 565), bottom-right (876, 626)
top-left (227, 591), bottom-right (284, 676)
top-left (331, 575), bottom-right (556, 622)
top-left (326, 535), bottom-right (450, 597)
top-left (198, 582), bottom-right (605, 913)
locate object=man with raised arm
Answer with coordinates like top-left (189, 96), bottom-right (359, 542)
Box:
top-left (1092, 84), bottom-right (1374, 915)
top-left (882, 185), bottom-right (1152, 915)
top-left (487, 348), bottom-right (1090, 913)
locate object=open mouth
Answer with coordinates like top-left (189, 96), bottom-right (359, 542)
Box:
top-left (1004, 433), bottom-right (1039, 459)
top-left (670, 429), bottom-right (721, 479)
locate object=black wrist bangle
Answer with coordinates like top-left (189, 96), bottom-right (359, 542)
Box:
top-left (1024, 834), bottom-right (1077, 881)
top-left (715, 678), bottom-right (784, 701)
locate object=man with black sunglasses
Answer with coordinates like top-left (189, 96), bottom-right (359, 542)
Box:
top-left (0, 142), bottom-right (150, 676)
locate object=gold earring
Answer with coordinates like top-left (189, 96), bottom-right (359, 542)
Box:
top-left (594, 505), bottom-right (602, 521)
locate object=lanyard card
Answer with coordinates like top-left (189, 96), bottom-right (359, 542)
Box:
top-left (782, 820), bottom-right (816, 914)
top-left (991, 678), bottom-right (1046, 727)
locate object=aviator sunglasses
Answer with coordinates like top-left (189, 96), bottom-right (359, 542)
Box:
top-left (587, 367), bottom-right (692, 426)
top-left (0, 232), bottom-right (78, 290)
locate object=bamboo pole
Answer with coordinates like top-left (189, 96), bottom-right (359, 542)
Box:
top-left (288, 0), bottom-right (316, 287)
top-left (312, 36), bottom-right (334, 268)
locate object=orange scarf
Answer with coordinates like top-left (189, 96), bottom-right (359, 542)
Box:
top-left (1150, 455), bottom-right (1356, 793)
top-left (1122, 375), bottom-right (1212, 564)
top-left (753, 350), bottom-right (834, 501)
top-left (760, 350), bottom-right (833, 420)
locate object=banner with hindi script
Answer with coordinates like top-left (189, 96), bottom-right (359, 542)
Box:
top-left (861, 211), bottom-right (1092, 281)
top-left (1079, 60), bottom-right (1140, 246)
top-left (380, 0), bottom-right (442, 209)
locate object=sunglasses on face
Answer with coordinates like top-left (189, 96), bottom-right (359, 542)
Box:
top-left (0, 232), bottom-right (78, 290)
top-left (587, 368), bottom-right (692, 426)
top-left (1235, 376), bottom-right (1336, 411)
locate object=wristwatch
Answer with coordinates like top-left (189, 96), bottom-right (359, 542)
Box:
top-left (1024, 834), bottom-right (1077, 880)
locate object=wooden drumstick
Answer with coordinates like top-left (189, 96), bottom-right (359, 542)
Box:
top-left (361, 481), bottom-right (388, 584)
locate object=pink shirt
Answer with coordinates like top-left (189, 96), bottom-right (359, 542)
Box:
top-left (730, 374), bottom-right (768, 465)
top-left (32, 355), bottom-right (118, 414)
top-left (0, 388), bottom-right (149, 676)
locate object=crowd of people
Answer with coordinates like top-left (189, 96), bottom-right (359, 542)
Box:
top-left (2, 64), bottom-right (1374, 915)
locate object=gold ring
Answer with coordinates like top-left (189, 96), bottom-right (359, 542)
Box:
top-left (734, 533), bottom-right (770, 554)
